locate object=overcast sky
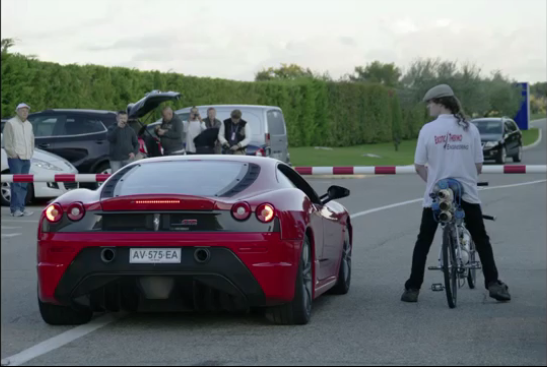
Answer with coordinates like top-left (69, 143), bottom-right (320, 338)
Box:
top-left (2, 0), bottom-right (546, 83)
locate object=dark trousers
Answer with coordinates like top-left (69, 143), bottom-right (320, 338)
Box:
top-left (405, 201), bottom-right (499, 290)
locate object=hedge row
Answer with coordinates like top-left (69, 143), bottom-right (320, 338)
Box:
top-left (1, 53), bottom-right (424, 147)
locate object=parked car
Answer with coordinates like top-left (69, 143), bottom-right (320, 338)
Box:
top-left (470, 117), bottom-right (523, 164)
top-left (1, 132), bottom-right (79, 206)
top-left (146, 105), bottom-right (291, 164)
top-left (37, 155), bottom-right (351, 326)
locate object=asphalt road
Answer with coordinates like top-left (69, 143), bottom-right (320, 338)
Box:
top-left (1, 120), bottom-right (546, 366)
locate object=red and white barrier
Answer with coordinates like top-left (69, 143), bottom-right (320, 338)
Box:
top-left (1, 165), bottom-right (546, 183)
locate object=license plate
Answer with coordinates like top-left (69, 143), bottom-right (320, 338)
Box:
top-left (129, 248), bottom-right (181, 264)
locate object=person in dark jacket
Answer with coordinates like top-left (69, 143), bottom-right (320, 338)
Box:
top-left (107, 111), bottom-right (139, 173)
top-left (194, 127), bottom-right (220, 154)
top-left (155, 106), bottom-right (184, 155)
top-left (218, 109), bottom-right (251, 155)
top-left (202, 107), bottom-right (222, 154)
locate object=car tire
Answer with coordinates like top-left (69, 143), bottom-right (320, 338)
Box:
top-left (496, 147), bottom-right (506, 164)
top-left (95, 162), bottom-right (111, 189)
top-left (329, 227), bottom-right (352, 295)
top-left (265, 236), bottom-right (313, 325)
top-left (38, 298), bottom-right (93, 326)
top-left (513, 145), bottom-right (523, 163)
top-left (1, 170), bottom-right (34, 207)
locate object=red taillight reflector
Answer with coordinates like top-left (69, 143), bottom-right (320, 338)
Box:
top-left (232, 202), bottom-right (252, 221)
top-left (256, 203), bottom-right (275, 223)
top-left (67, 202), bottom-right (85, 221)
top-left (133, 200), bottom-right (181, 204)
top-left (45, 203), bottom-right (63, 223)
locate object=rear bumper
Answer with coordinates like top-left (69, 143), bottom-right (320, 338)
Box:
top-left (38, 233), bottom-right (303, 310)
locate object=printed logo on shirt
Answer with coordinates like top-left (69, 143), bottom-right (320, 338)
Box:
top-left (434, 133), bottom-right (469, 150)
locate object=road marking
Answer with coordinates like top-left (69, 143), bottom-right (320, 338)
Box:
top-left (350, 179), bottom-right (547, 219)
top-left (0, 314), bottom-right (124, 367)
top-left (1, 178), bottom-right (545, 366)
top-left (1, 233), bottom-right (21, 238)
top-left (1, 226), bottom-right (21, 229)
top-left (1, 219), bottom-right (39, 224)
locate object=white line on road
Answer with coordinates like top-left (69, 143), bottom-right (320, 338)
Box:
top-left (0, 314), bottom-right (124, 367)
top-left (1, 233), bottom-right (21, 238)
top-left (524, 127), bottom-right (543, 151)
top-left (1, 178), bottom-right (545, 366)
top-left (350, 179), bottom-right (547, 219)
top-left (1, 219), bottom-right (39, 224)
top-left (1, 226), bottom-right (21, 229)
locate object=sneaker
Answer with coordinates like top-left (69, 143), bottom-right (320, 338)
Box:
top-left (21, 209), bottom-right (34, 217)
top-left (12, 210), bottom-right (23, 217)
top-left (488, 281), bottom-right (511, 302)
top-left (401, 289), bottom-right (420, 303)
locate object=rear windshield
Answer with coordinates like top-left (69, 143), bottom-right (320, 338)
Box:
top-left (471, 120), bottom-right (502, 135)
top-left (114, 161), bottom-right (248, 197)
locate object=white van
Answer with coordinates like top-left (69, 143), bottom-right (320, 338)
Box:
top-left (175, 105), bottom-right (291, 164)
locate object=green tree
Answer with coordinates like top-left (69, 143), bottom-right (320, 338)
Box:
top-left (349, 61), bottom-right (402, 87)
top-left (255, 63), bottom-right (315, 81)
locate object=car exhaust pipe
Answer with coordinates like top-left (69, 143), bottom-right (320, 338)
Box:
top-left (101, 248), bottom-right (116, 263)
top-left (194, 248), bottom-right (211, 264)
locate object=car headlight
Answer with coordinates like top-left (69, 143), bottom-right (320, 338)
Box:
top-left (32, 159), bottom-right (63, 171)
top-left (484, 141), bottom-right (498, 149)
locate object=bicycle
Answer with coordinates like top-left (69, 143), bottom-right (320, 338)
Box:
top-left (427, 179), bottom-right (496, 309)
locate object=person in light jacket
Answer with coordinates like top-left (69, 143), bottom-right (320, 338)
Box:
top-left (3, 103), bottom-right (35, 217)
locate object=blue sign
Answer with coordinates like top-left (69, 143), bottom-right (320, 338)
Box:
top-left (514, 82), bottom-right (530, 130)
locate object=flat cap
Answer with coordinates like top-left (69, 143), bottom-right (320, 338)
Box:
top-left (422, 84), bottom-right (455, 102)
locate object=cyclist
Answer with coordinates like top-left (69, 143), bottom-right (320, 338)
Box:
top-left (401, 84), bottom-right (511, 303)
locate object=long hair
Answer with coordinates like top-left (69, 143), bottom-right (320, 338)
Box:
top-left (431, 96), bottom-right (470, 131)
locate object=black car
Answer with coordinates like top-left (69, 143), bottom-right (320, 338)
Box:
top-left (1, 91), bottom-right (181, 175)
top-left (471, 117), bottom-right (523, 164)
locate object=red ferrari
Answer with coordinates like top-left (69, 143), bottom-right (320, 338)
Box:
top-left (37, 155), bottom-right (353, 326)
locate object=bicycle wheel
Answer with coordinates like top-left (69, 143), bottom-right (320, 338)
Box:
top-left (467, 240), bottom-right (477, 289)
top-left (442, 225), bottom-right (458, 308)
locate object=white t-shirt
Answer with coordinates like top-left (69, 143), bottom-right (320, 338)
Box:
top-left (414, 114), bottom-right (484, 207)
top-left (183, 120), bottom-right (206, 153)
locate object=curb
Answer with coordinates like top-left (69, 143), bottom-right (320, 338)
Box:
top-left (524, 128), bottom-right (542, 151)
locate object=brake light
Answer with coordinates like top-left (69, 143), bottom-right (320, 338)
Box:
top-left (255, 148), bottom-right (265, 157)
top-left (256, 203), bottom-right (275, 223)
top-left (265, 133), bottom-right (270, 146)
top-left (45, 203), bottom-right (63, 223)
top-left (67, 202), bottom-right (85, 221)
top-left (134, 200), bottom-right (181, 204)
top-left (232, 202), bottom-right (252, 221)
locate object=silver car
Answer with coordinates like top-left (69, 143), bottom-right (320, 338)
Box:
top-left (168, 105), bottom-right (290, 164)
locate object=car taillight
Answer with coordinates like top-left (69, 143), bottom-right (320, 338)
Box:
top-left (67, 202), bottom-right (85, 221)
top-left (139, 139), bottom-right (148, 154)
top-left (255, 148), bottom-right (265, 157)
top-left (45, 203), bottom-right (63, 223)
top-left (265, 133), bottom-right (271, 146)
top-left (232, 202), bottom-right (252, 221)
top-left (256, 203), bottom-right (275, 223)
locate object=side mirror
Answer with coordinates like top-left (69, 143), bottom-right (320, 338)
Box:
top-left (321, 185), bottom-right (350, 204)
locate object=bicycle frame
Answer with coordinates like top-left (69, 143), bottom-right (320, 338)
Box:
top-left (428, 180), bottom-right (494, 303)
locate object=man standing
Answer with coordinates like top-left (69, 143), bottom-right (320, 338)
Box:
top-left (218, 109), bottom-right (251, 155)
top-left (155, 107), bottom-right (184, 155)
top-left (184, 107), bottom-right (206, 154)
top-left (3, 103), bottom-right (35, 217)
top-left (202, 107), bottom-right (222, 154)
top-left (107, 111), bottom-right (139, 173)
